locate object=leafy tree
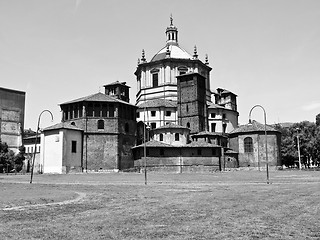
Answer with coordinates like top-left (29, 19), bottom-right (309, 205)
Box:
top-left (14, 146), bottom-right (25, 172)
top-left (0, 140), bottom-right (25, 173)
top-left (275, 121), bottom-right (318, 168)
top-left (316, 113), bottom-right (320, 127)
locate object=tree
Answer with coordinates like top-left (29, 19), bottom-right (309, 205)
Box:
top-left (316, 113), bottom-right (320, 127)
top-left (0, 140), bottom-right (26, 173)
top-left (275, 121), bottom-right (318, 168)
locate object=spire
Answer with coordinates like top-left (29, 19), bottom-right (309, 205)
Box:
top-left (165, 45), bottom-right (170, 58)
top-left (205, 54), bottom-right (209, 65)
top-left (193, 45), bottom-right (198, 59)
top-left (141, 49), bottom-right (146, 62)
top-left (166, 15), bottom-right (178, 45)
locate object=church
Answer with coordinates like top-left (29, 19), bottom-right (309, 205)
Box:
top-left (38, 17), bottom-right (281, 173)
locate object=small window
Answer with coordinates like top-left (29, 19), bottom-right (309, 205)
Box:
top-left (175, 133), bottom-right (179, 141)
top-left (125, 123), bottom-right (129, 133)
top-left (160, 149), bottom-right (164, 156)
top-left (211, 113), bottom-right (216, 118)
top-left (109, 104), bottom-right (114, 117)
top-left (211, 123), bottom-right (216, 132)
top-left (71, 122), bottom-right (76, 126)
top-left (136, 112), bottom-right (140, 118)
top-left (87, 104), bottom-right (93, 117)
top-left (166, 111), bottom-right (171, 117)
top-left (160, 134), bottom-right (163, 141)
top-left (151, 123), bottom-right (156, 129)
top-left (223, 113), bottom-right (226, 119)
top-left (223, 123), bottom-right (227, 133)
top-left (72, 141), bottom-right (77, 153)
top-left (187, 122), bottom-right (190, 128)
top-left (152, 73), bottom-right (158, 87)
top-left (197, 149), bottom-right (202, 156)
top-left (98, 119), bottom-right (104, 130)
top-left (244, 137), bottom-right (253, 153)
top-left (151, 111), bottom-right (156, 117)
top-left (186, 104), bottom-right (189, 112)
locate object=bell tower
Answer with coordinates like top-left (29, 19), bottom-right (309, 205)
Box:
top-left (177, 72), bottom-right (207, 134)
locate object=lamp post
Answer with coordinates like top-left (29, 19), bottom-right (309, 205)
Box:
top-left (296, 128), bottom-right (302, 170)
top-left (249, 105), bottom-right (269, 184)
top-left (30, 110), bottom-right (53, 184)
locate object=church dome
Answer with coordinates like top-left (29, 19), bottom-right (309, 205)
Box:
top-left (151, 44), bottom-right (192, 62)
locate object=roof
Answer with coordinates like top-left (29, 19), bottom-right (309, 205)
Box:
top-left (191, 131), bottom-right (228, 137)
top-left (43, 122), bottom-right (83, 131)
top-left (207, 103), bottom-right (226, 109)
top-left (183, 141), bottom-right (221, 148)
top-left (132, 140), bottom-right (174, 149)
top-left (0, 86), bottom-right (25, 95)
top-left (229, 120), bottom-right (280, 135)
top-left (60, 92), bottom-right (135, 106)
top-left (225, 149), bottom-right (238, 154)
top-left (151, 44), bottom-right (193, 62)
top-left (154, 122), bottom-right (189, 130)
top-left (103, 81), bottom-right (130, 88)
top-left (132, 140), bottom-right (220, 149)
top-left (137, 99), bottom-right (177, 108)
top-left (214, 88), bottom-right (238, 97)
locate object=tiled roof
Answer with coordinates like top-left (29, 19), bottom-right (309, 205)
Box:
top-left (132, 140), bottom-right (174, 148)
top-left (225, 149), bottom-right (238, 154)
top-left (103, 81), bottom-right (130, 87)
top-left (183, 141), bottom-right (221, 148)
top-left (191, 131), bottom-right (227, 137)
top-left (229, 120), bottom-right (279, 135)
top-left (137, 99), bottom-right (177, 108)
top-left (132, 140), bottom-right (220, 149)
top-left (155, 122), bottom-right (189, 130)
top-left (207, 103), bottom-right (226, 109)
top-left (43, 122), bottom-right (83, 131)
top-left (60, 92), bottom-right (135, 106)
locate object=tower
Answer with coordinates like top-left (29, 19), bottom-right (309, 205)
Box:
top-left (177, 72), bottom-right (207, 134)
top-left (104, 81), bottom-right (130, 103)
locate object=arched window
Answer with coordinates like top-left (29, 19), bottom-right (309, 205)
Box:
top-left (97, 119), bottom-right (104, 130)
top-left (125, 123), bottom-right (129, 133)
top-left (175, 133), bottom-right (179, 141)
top-left (244, 137), bottom-right (253, 153)
top-left (160, 134), bottom-right (163, 141)
top-left (187, 122), bottom-right (190, 128)
top-left (178, 66), bottom-right (188, 75)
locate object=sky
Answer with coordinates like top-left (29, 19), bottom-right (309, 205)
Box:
top-left (1, 0), bottom-right (320, 130)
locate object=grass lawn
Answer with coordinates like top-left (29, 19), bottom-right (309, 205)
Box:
top-left (0, 170), bottom-right (319, 239)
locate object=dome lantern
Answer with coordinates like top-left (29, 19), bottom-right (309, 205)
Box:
top-left (165, 15), bottom-right (178, 46)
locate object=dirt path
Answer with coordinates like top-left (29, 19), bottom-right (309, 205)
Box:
top-left (2, 192), bottom-right (86, 211)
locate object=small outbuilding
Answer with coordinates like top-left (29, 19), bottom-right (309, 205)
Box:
top-left (40, 122), bottom-right (83, 174)
top-left (229, 120), bottom-right (281, 169)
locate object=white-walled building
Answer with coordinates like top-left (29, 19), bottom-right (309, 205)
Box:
top-left (40, 123), bottom-right (83, 174)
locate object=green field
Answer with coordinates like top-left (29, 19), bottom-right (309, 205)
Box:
top-left (0, 170), bottom-right (319, 239)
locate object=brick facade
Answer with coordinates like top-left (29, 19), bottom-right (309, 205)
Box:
top-left (177, 73), bottom-right (207, 134)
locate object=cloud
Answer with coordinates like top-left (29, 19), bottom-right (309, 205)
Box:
top-left (302, 101), bottom-right (320, 111)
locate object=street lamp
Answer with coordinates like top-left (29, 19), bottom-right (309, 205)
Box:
top-left (249, 105), bottom-right (269, 184)
top-left (296, 128), bottom-right (302, 170)
top-left (30, 110), bottom-right (53, 184)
